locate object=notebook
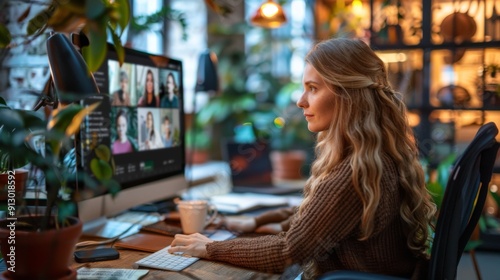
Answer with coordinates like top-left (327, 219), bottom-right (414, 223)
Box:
top-left (222, 141), bottom-right (302, 195)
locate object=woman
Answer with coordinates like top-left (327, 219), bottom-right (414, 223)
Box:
top-left (168, 38), bottom-right (436, 279)
top-left (138, 69), bottom-right (159, 107)
top-left (112, 109), bottom-right (135, 154)
top-left (143, 111), bottom-right (162, 150)
top-left (111, 71), bottom-right (131, 106)
top-left (161, 115), bottom-right (174, 147)
top-left (160, 72), bottom-right (179, 108)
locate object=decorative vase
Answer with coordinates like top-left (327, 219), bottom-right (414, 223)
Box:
top-left (0, 216), bottom-right (82, 280)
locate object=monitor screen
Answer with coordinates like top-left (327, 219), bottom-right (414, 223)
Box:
top-left (76, 45), bottom-right (188, 236)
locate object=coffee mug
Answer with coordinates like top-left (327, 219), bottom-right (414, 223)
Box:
top-left (176, 200), bottom-right (218, 234)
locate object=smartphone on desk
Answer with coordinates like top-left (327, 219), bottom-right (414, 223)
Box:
top-left (74, 248), bottom-right (120, 263)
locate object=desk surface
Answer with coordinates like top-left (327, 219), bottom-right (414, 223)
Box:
top-left (69, 162), bottom-right (305, 279)
top-left (72, 211), bottom-right (286, 280)
top-left (70, 241), bottom-right (281, 280)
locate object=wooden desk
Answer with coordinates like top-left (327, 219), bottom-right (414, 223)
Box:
top-left (70, 234), bottom-right (283, 280)
top-left (71, 248), bottom-right (281, 279)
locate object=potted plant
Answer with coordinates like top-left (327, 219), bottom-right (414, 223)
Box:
top-left (267, 82), bottom-right (315, 180)
top-left (0, 1), bottom-right (127, 279)
top-left (0, 94), bottom-right (119, 279)
top-left (185, 126), bottom-right (212, 164)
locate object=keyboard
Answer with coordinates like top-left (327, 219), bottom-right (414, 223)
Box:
top-left (133, 230), bottom-right (235, 271)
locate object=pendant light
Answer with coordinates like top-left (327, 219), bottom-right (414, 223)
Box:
top-left (250, 0), bottom-right (287, 28)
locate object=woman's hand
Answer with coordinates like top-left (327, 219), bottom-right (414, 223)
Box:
top-left (167, 233), bottom-right (214, 258)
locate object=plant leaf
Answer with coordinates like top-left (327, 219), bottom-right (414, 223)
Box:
top-left (90, 158), bottom-right (113, 180)
top-left (16, 110), bottom-right (46, 129)
top-left (57, 201), bottom-right (77, 223)
top-left (113, 0), bottom-right (130, 36)
top-left (427, 181), bottom-right (444, 209)
top-left (95, 144), bottom-right (111, 162)
top-left (0, 23), bottom-right (12, 48)
top-left (64, 102), bottom-right (100, 136)
top-left (82, 19), bottom-right (108, 72)
top-left (47, 105), bottom-right (83, 134)
top-left (0, 109), bottom-right (24, 131)
top-left (17, 6), bottom-right (31, 23)
top-left (102, 179), bottom-right (121, 197)
top-left (62, 0), bottom-right (86, 15)
top-left (85, 0), bottom-right (106, 20)
top-left (26, 6), bottom-right (53, 35)
top-left (109, 25), bottom-right (125, 65)
top-left (47, 102), bottom-right (98, 137)
top-left (47, 6), bottom-right (82, 33)
top-left (464, 240), bottom-right (483, 252)
top-left (490, 190), bottom-right (500, 207)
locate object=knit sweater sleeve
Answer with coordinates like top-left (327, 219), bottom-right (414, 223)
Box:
top-left (206, 159), bottom-right (362, 273)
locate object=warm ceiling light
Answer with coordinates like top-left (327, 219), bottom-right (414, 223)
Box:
top-left (250, 0), bottom-right (287, 28)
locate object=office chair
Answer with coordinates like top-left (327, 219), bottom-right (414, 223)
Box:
top-left (318, 122), bottom-right (500, 280)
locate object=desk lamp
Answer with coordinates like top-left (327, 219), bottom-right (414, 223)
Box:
top-left (43, 32), bottom-right (100, 195)
top-left (45, 32), bottom-right (99, 108)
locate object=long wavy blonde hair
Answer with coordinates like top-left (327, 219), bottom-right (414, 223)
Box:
top-left (298, 38), bottom-right (436, 258)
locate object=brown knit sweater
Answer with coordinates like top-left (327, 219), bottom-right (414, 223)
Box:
top-left (254, 206), bottom-right (297, 231)
top-left (206, 157), bottom-right (426, 279)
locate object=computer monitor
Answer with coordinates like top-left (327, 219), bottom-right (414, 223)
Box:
top-left (76, 45), bottom-right (188, 237)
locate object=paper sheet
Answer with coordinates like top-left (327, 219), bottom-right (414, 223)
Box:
top-left (76, 267), bottom-right (149, 280)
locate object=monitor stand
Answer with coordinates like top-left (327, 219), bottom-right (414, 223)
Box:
top-left (82, 217), bottom-right (141, 239)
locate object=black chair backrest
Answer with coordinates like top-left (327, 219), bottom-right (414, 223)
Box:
top-left (428, 122), bottom-right (499, 280)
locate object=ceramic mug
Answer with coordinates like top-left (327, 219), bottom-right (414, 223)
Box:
top-left (177, 200), bottom-right (218, 234)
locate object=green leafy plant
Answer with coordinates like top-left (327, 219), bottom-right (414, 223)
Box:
top-left (0, 100), bottom-right (45, 173)
top-left (0, 0), bottom-right (133, 231)
top-left (425, 153), bottom-right (456, 211)
top-left (0, 0), bottom-right (188, 72)
top-left (128, 6), bottom-right (188, 41)
top-left (0, 0), bottom-right (130, 72)
top-left (0, 96), bottom-right (119, 230)
top-left (186, 127), bottom-right (211, 151)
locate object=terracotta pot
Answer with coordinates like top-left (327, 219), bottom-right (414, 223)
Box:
top-left (186, 150), bottom-right (209, 164)
top-left (0, 170), bottom-right (28, 201)
top-left (271, 150), bottom-right (306, 180)
top-left (0, 216), bottom-right (82, 280)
